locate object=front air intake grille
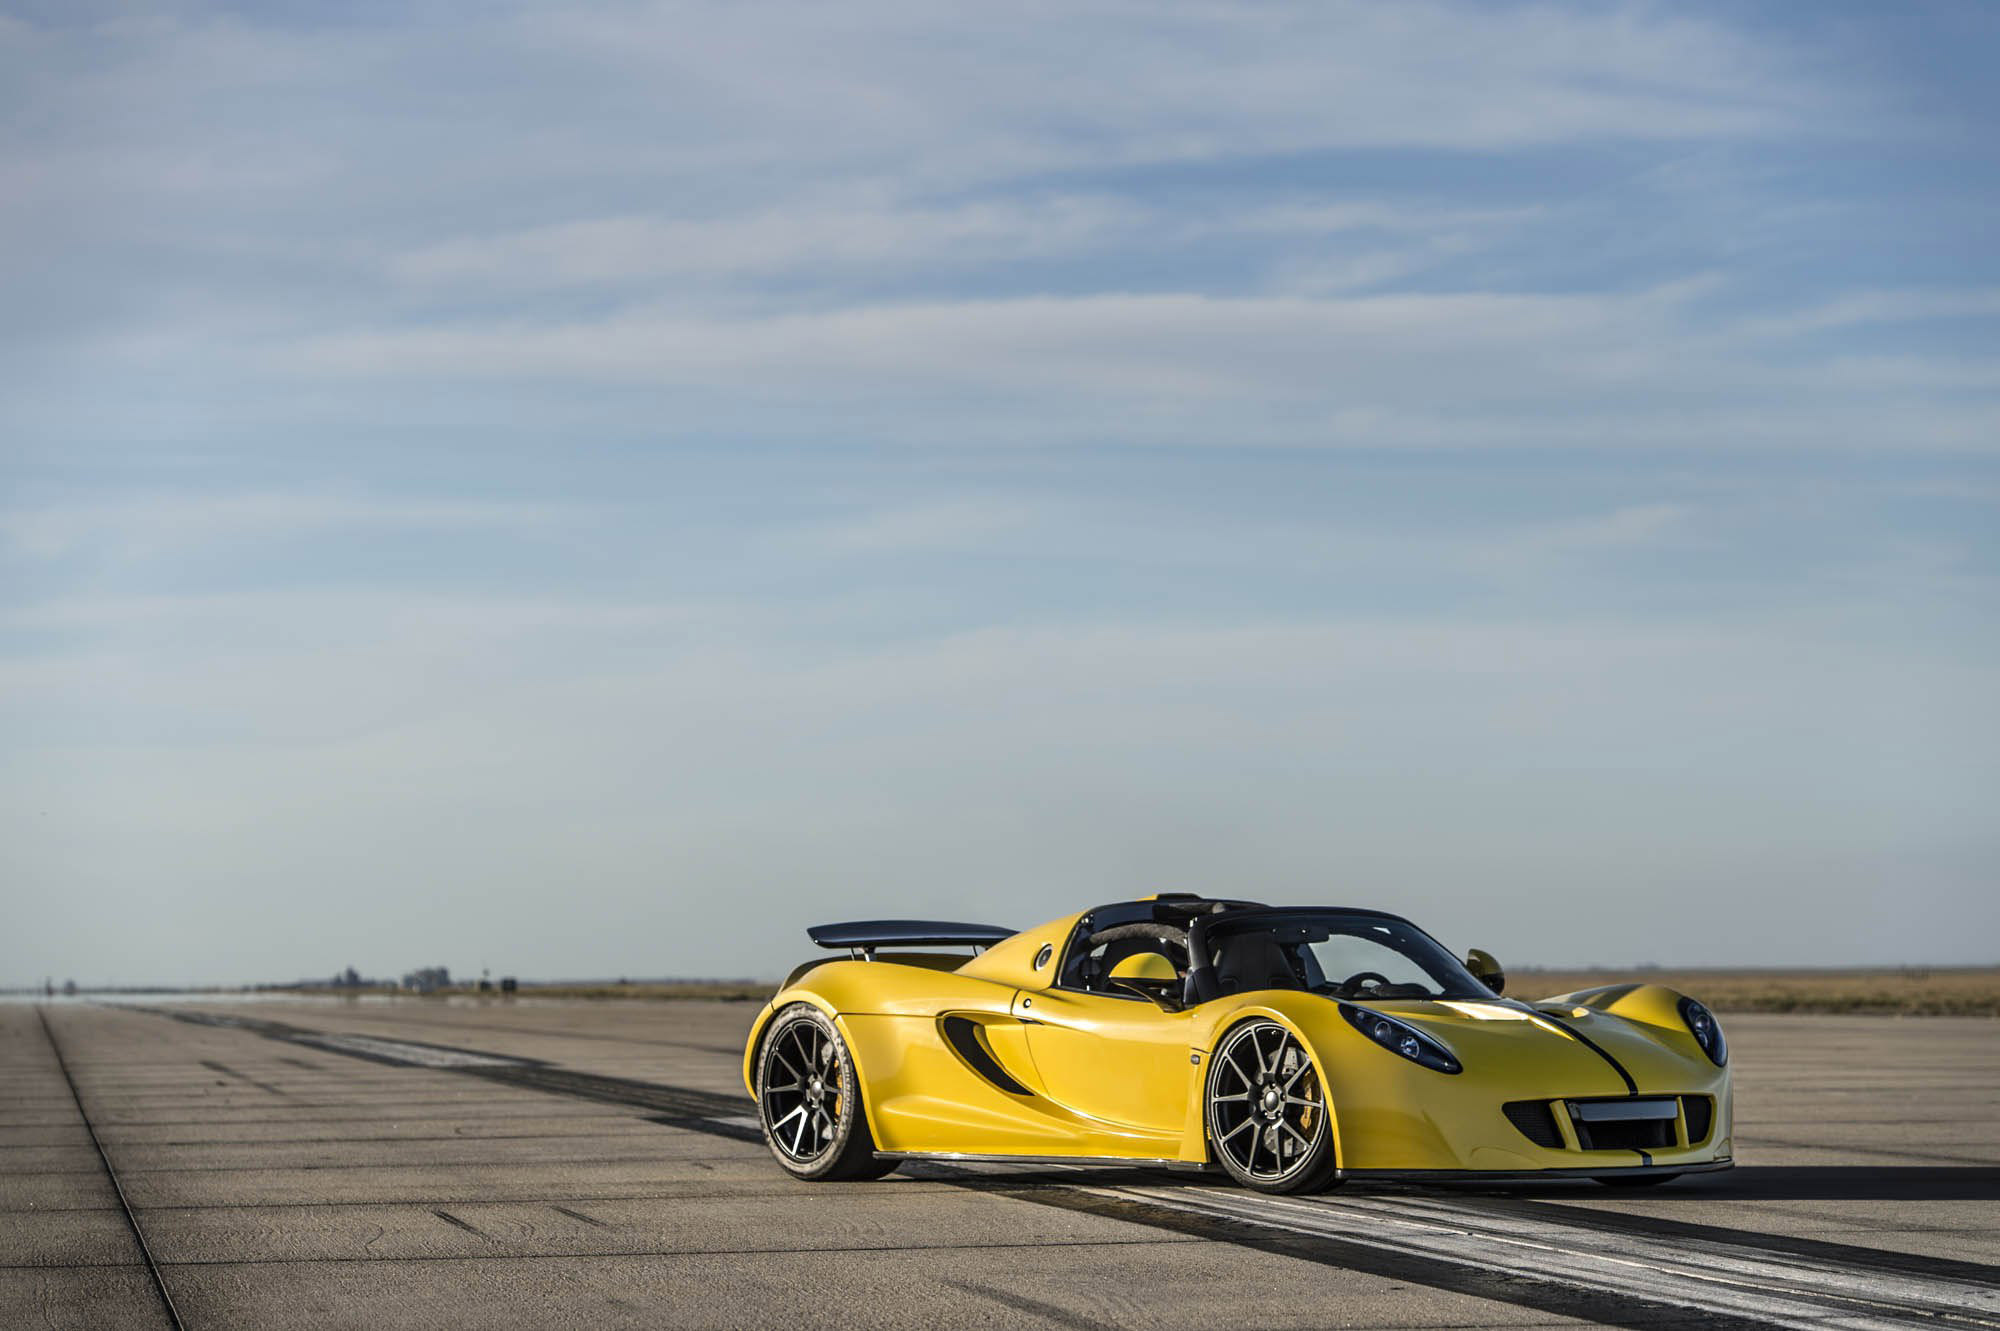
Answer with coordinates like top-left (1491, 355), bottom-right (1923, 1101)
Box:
top-left (1682, 1095), bottom-right (1713, 1144)
top-left (1503, 1100), bottom-right (1565, 1149)
top-left (1573, 1116), bottom-right (1677, 1151)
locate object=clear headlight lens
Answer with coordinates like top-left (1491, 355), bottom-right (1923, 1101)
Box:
top-left (1679, 997), bottom-right (1728, 1066)
top-left (1341, 1004), bottom-right (1461, 1074)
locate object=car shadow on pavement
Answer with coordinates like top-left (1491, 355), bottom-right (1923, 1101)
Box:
top-left (933, 1162), bottom-right (2000, 1204)
top-left (1626, 1164), bottom-right (2000, 1201)
top-left (905, 1161), bottom-right (2000, 1203)
top-left (1384, 1164), bottom-right (2000, 1203)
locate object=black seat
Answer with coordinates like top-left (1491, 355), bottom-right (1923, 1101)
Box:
top-left (1214, 934), bottom-right (1300, 995)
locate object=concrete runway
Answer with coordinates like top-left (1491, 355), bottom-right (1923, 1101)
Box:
top-left (4, 998), bottom-right (1995, 1329)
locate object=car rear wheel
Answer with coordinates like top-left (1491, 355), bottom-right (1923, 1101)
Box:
top-left (1205, 1019), bottom-right (1340, 1194)
top-left (756, 1004), bottom-right (896, 1181)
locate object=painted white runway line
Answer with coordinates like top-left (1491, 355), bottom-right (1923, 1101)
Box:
top-left (1089, 1182), bottom-right (1999, 1330)
top-left (291, 1032), bottom-right (526, 1068)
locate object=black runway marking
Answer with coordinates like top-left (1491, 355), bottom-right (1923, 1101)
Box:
top-left (289, 1009), bottom-right (743, 1056)
top-left (551, 1205), bottom-right (611, 1228)
top-left (38, 1006), bottom-right (187, 1331)
top-left (1457, 1184), bottom-right (2000, 1288)
top-left (431, 1209), bottom-right (490, 1239)
top-left (199, 1059), bottom-right (287, 1096)
top-left (126, 1235), bottom-right (1199, 1269)
top-left (942, 1277), bottom-right (1120, 1331)
top-left (963, 1181), bottom-right (1765, 1331)
top-left (461, 1064), bottom-right (761, 1143)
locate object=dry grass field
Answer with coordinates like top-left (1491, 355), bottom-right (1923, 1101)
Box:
top-left (1515, 967), bottom-right (2000, 1016)
top-left (499, 980), bottom-right (773, 1002)
top-left (481, 968), bottom-right (2000, 1016)
top-left (266, 968), bottom-right (2000, 1016)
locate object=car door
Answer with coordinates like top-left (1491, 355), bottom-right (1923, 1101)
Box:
top-left (1013, 985), bottom-right (1193, 1137)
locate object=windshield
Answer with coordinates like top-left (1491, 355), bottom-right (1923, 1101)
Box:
top-left (1200, 910), bottom-right (1492, 1001)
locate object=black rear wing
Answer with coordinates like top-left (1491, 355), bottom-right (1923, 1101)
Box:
top-left (806, 919), bottom-right (1016, 957)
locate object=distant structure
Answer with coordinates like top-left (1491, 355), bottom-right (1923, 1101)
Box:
top-left (333, 966), bottom-right (364, 989)
top-left (500, 977), bottom-right (518, 994)
top-left (401, 966), bottom-right (451, 994)
top-left (62, 979), bottom-right (76, 996)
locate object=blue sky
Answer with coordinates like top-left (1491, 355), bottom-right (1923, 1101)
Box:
top-left (3, 1), bottom-right (1995, 983)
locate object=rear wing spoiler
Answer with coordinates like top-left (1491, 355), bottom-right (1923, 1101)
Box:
top-left (806, 920), bottom-right (1016, 957)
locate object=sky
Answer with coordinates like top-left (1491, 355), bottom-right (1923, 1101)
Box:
top-left (2, 0), bottom-right (1996, 985)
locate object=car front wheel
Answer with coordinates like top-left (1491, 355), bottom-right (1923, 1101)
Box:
top-left (1205, 1019), bottom-right (1340, 1193)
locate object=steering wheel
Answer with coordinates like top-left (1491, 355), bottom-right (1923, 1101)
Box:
top-left (1338, 971), bottom-right (1393, 995)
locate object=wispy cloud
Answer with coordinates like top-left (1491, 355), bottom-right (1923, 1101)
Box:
top-left (1, 493), bottom-right (569, 560)
top-left (388, 196), bottom-right (1143, 290)
top-left (284, 284), bottom-right (2000, 452)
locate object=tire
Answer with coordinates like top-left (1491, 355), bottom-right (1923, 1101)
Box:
top-left (1596, 1172), bottom-right (1679, 1188)
top-left (1205, 1019), bottom-right (1340, 1194)
top-left (755, 1004), bottom-right (896, 1181)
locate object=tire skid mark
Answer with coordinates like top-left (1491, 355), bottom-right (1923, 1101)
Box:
top-left (199, 1059), bottom-right (288, 1096)
top-left (1087, 1180), bottom-right (2000, 1330)
top-left (431, 1209), bottom-right (491, 1241)
top-left (551, 1205), bottom-right (611, 1228)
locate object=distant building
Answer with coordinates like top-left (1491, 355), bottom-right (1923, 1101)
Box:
top-left (401, 966), bottom-right (451, 994)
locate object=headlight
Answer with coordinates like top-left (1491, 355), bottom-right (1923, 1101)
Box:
top-left (1340, 1004), bottom-right (1461, 1074)
top-left (1678, 997), bottom-right (1727, 1066)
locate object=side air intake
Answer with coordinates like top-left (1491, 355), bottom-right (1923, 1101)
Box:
top-left (1682, 1095), bottom-right (1714, 1144)
top-left (1503, 1100), bottom-right (1566, 1149)
top-left (940, 1017), bottom-right (1033, 1096)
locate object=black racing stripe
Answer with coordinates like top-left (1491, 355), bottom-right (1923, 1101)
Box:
top-left (1536, 1011), bottom-right (1639, 1094)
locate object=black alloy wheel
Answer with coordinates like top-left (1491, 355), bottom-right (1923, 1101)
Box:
top-left (1206, 1019), bottom-right (1339, 1193)
top-left (756, 1004), bottom-right (896, 1181)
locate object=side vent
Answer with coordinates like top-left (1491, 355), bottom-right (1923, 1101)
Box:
top-left (1503, 1100), bottom-right (1565, 1149)
top-left (1682, 1095), bottom-right (1714, 1144)
top-left (940, 1017), bottom-right (1033, 1096)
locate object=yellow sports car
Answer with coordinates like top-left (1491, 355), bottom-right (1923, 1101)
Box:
top-left (742, 894), bottom-right (1733, 1193)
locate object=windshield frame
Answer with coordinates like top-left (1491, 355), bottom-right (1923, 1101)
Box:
top-left (1189, 907), bottom-right (1495, 1003)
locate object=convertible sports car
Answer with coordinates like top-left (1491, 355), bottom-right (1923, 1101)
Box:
top-left (742, 894), bottom-right (1732, 1193)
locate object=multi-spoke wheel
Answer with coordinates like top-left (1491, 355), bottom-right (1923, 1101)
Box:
top-left (1205, 1019), bottom-right (1339, 1193)
top-left (756, 1005), bottom-right (896, 1181)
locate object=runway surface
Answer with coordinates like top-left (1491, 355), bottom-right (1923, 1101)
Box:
top-left (3, 998), bottom-right (1995, 1329)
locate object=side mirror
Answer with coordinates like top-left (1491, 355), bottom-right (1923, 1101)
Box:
top-left (1465, 948), bottom-right (1505, 995)
top-left (1108, 952), bottom-right (1183, 1011)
